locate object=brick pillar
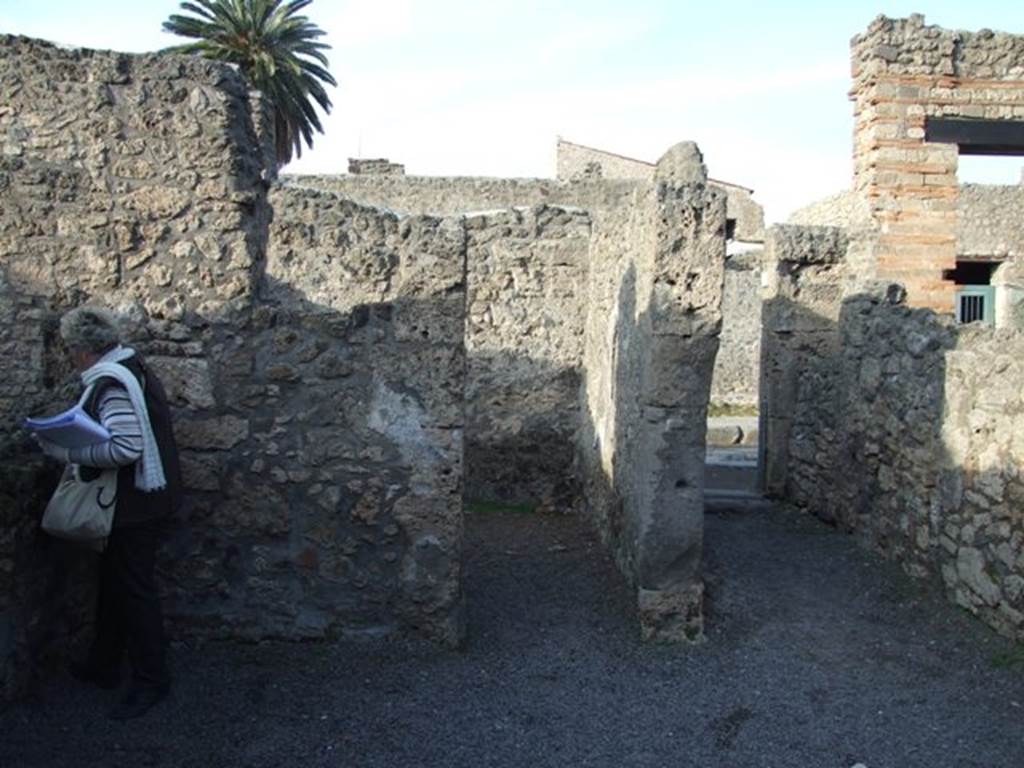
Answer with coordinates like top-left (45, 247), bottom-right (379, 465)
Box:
top-left (852, 70), bottom-right (959, 312)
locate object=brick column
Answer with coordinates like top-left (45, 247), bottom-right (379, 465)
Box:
top-left (852, 40), bottom-right (959, 310)
top-left (850, 14), bottom-right (1024, 313)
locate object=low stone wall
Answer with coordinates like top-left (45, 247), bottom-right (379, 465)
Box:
top-left (787, 190), bottom-right (867, 229)
top-left (579, 144), bottom-right (725, 641)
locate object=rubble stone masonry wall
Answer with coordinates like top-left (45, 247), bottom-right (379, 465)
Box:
top-left (553, 139), bottom-right (765, 243)
top-left (464, 206), bottom-right (592, 506)
top-left (289, 171), bottom-right (760, 461)
top-left (763, 223), bottom-right (1024, 641)
top-left (286, 173), bottom-right (640, 218)
top-left (710, 253), bottom-right (761, 408)
top-left (957, 184), bottom-right (1024, 258)
top-left (0, 36), bottom-right (467, 699)
top-left (759, 225), bottom-right (849, 500)
top-left (286, 175), bottom-right (630, 506)
top-left (0, 36), bottom-right (733, 701)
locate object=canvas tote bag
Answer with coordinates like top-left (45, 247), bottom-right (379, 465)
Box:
top-left (41, 463), bottom-right (117, 551)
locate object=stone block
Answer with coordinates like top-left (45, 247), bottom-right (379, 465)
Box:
top-left (174, 415), bottom-right (249, 450)
top-left (637, 583), bottom-right (704, 643)
top-left (148, 356), bottom-right (216, 409)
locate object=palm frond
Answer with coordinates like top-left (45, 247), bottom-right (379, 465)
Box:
top-left (163, 0), bottom-right (336, 166)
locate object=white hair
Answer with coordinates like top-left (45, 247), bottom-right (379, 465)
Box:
top-left (59, 305), bottom-right (122, 355)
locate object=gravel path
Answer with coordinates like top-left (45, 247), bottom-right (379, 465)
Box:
top-left (3, 499), bottom-right (1023, 768)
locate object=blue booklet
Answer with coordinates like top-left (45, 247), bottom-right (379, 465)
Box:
top-left (25, 405), bottom-right (111, 448)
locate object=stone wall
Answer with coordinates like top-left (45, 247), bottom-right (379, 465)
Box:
top-left (284, 173), bottom-right (640, 218)
top-left (0, 274), bottom-right (88, 700)
top-left (0, 35), bottom-right (270, 698)
top-left (557, 137), bottom-right (656, 181)
top-left (804, 292), bottom-right (1024, 641)
top-left (464, 205), bottom-right (592, 506)
top-left (0, 36), bottom-right (467, 698)
top-left (285, 174), bottom-right (637, 506)
top-left (758, 225), bottom-right (849, 499)
top-left (791, 185), bottom-right (1024, 329)
top-left (348, 158), bottom-right (405, 175)
top-left (289, 146), bottom-right (764, 245)
top-left (290, 168), bottom-right (762, 464)
top-left (554, 138), bottom-right (765, 243)
top-left (850, 14), bottom-right (1024, 311)
top-left (762, 220), bottom-right (1024, 641)
top-left (0, 33), bottom-right (737, 704)
top-left (938, 326), bottom-right (1024, 636)
top-left (710, 252), bottom-right (762, 408)
top-left (958, 185), bottom-right (1024, 259)
top-left (579, 143), bottom-right (725, 642)
top-left (791, 185), bottom-right (1024, 260)
top-left (788, 191), bottom-right (869, 229)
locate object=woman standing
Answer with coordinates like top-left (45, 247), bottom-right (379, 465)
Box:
top-left (35, 306), bottom-right (182, 721)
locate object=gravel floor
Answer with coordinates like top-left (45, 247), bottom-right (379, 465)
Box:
top-left (3, 499), bottom-right (1024, 768)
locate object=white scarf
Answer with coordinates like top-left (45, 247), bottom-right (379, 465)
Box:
top-left (80, 346), bottom-right (167, 492)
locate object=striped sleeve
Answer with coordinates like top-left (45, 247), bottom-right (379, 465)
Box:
top-left (66, 385), bottom-right (144, 468)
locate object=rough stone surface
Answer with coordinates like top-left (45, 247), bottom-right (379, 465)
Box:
top-left (758, 225), bottom-right (849, 500)
top-left (554, 137), bottom-right (765, 243)
top-left (0, 36), bottom-right (467, 699)
top-left (289, 159), bottom-right (757, 484)
top-left (710, 252), bottom-right (762, 408)
top-left (762, 221), bottom-right (1024, 642)
top-left (578, 149), bottom-right (727, 641)
top-left (464, 205), bottom-right (592, 506)
top-left (790, 185), bottom-right (1024, 330)
top-left (0, 34), bottom-right (737, 702)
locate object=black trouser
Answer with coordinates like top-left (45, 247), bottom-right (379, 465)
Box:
top-left (89, 521), bottom-right (168, 688)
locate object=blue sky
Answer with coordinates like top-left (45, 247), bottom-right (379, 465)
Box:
top-left (3, 1), bottom-right (1024, 222)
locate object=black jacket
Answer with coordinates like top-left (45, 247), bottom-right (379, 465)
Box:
top-left (85, 354), bottom-right (183, 528)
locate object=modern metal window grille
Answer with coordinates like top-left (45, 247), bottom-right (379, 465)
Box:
top-left (955, 286), bottom-right (995, 325)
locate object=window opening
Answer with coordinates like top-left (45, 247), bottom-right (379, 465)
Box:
top-left (948, 260), bottom-right (998, 326)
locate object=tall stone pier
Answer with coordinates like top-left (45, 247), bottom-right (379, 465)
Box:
top-left (579, 143), bottom-right (726, 642)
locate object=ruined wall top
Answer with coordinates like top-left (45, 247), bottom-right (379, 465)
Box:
top-left (655, 142), bottom-right (707, 185)
top-left (0, 33), bottom-right (269, 321)
top-left (790, 186), bottom-right (1024, 261)
top-left (348, 158), bottom-right (405, 176)
top-left (556, 138), bottom-right (764, 241)
top-left (852, 14), bottom-right (1024, 82)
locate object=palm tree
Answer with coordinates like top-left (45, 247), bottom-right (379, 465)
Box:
top-left (162, 0), bottom-right (337, 167)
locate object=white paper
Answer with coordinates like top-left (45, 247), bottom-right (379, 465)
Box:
top-left (25, 405), bottom-right (111, 448)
